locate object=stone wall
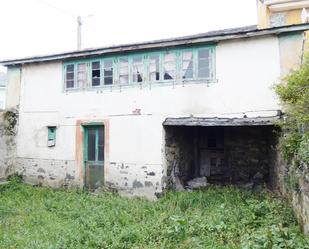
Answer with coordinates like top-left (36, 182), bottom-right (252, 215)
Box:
top-left (164, 125), bottom-right (277, 188)
top-left (224, 126), bottom-right (275, 185)
top-left (273, 153), bottom-right (309, 234)
top-left (0, 110), bottom-right (18, 178)
top-left (164, 126), bottom-right (196, 188)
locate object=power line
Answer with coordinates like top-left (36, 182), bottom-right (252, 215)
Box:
top-left (30, 0), bottom-right (107, 49)
top-left (34, 0), bottom-right (77, 18)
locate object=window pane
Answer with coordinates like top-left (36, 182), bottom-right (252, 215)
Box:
top-left (182, 51), bottom-right (194, 79)
top-left (163, 53), bottom-right (175, 80)
top-left (103, 59), bottom-right (113, 85)
top-left (92, 61), bottom-right (100, 86)
top-left (104, 76), bottom-right (113, 85)
top-left (98, 127), bottom-right (104, 161)
top-left (183, 69), bottom-right (193, 79)
top-left (104, 60), bottom-right (113, 68)
top-left (149, 55), bottom-right (160, 81)
top-left (92, 61), bottom-right (100, 70)
top-left (198, 49), bottom-right (209, 59)
top-left (87, 129), bottom-right (96, 161)
top-left (120, 75), bottom-right (129, 84)
top-left (119, 58), bottom-right (129, 84)
top-left (67, 73), bottom-right (74, 80)
top-left (66, 64), bottom-right (75, 88)
top-left (132, 56), bottom-right (143, 83)
top-left (104, 69), bottom-right (113, 77)
top-left (199, 59), bottom-right (209, 68)
top-left (198, 49), bottom-right (210, 78)
top-left (67, 64), bottom-right (74, 72)
top-left (198, 67), bottom-right (209, 78)
top-left (183, 51), bottom-right (193, 61)
top-left (164, 53), bottom-right (175, 62)
top-left (77, 63), bottom-right (87, 87)
top-left (66, 80), bottom-right (74, 88)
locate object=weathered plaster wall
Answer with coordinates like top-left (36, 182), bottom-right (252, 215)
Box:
top-left (7, 35), bottom-right (284, 198)
top-left (6, 67), bottom-right (21, 109)
top-left (13, 158), bottom-right (78, 188)
top-left (279, 32), bottom-right (304, 76)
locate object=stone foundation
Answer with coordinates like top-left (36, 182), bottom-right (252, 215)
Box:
top-left (13, 158), bottom-right (80, 188)
top-left (0, 110), bottom-right (18, 178)
top-left (106, 162), bottom-right (163, 199)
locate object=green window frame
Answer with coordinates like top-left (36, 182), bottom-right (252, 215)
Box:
top-left (163, 51), bottom-right (177, 81)
top-left (102, 59), bottom-right (114, 86)
top-left (91, 61), bottom-right (101, 87)
top-left (65, 64), bottom-right (75, 89)
top-left (132, 55), bottom-right (144, 83)
top-left (181, 49), bottom-right (195, 80)
top-left (148, 53), bottom-right (161, 82)
top-left (63, 45), bottom-right (216, 90)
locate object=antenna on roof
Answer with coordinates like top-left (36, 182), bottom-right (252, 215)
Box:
top-left (77, 14), bottom-right (94, 50)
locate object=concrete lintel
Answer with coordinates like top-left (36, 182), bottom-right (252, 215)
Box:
top-left (163, 115), bottom-right (281, 127)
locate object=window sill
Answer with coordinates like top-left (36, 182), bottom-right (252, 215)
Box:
top-left (64, 78), bottom-right (218, 93)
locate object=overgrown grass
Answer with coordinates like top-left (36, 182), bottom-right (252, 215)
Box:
top-left (0, 181), bottom-right (308, 249)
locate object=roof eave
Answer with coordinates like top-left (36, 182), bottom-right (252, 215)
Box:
top-left (1, 23), bottom-right (309, 67)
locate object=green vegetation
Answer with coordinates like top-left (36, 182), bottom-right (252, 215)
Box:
top-left (275, 55), bottom-right (309, 193)
top-left (0, 181), bottom-right (308, 249)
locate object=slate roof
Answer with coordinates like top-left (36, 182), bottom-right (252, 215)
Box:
top-left (1, 23), bottom-right (309, 66)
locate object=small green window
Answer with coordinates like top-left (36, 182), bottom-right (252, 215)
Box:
top-left (47, 126), bottom-right (56, 147)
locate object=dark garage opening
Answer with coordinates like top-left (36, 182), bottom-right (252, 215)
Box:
top-left (164, 117), bottom-right (279, 188)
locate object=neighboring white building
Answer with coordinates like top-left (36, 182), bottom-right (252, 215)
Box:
top-left (1, 23), bottom-right (308, 198)
top-left (0, 72), bottom-right (6, 110)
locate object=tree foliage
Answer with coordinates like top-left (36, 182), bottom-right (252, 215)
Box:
top-left (275, 56), bottom-right (309, 167)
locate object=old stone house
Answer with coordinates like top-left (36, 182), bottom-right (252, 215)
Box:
top-left (1, 0), bottom-right (309, 199)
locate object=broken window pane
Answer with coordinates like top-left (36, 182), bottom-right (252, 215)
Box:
top-left (163, 53), bottom-right (175, 80)
top-left (87, 128), bottom-right (96, 161)
top-left (66, 64), bottom-right (75, 88)
top-left (198, 49), bottom-right (210, 78)
top-left (77, 63), bottom-right (87, 87)
top-left (103, 59), bottom-right (113, 85)
top-left (98, 127), bottom-right (104, 161)
top-left (119, 58), bottom-right (129, 85)
top-left (92, 61), bottom-right (100, 87)
top-left (182, 51), bottom-right (194, 79)
top-left (149, 55), bottom-right (160, 81)
top-left (132, 56), bottom-right (143, 83)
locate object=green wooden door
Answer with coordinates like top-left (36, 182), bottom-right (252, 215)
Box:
top-left (84, 126), bottom-right (104, 190)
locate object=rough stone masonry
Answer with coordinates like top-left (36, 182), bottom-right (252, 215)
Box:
top-left (0, 109), bottom-right (18, 178)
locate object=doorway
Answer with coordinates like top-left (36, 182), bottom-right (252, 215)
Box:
top-left (83, 125), bottom-right (104, 190)
top-left (164, 125), bottom-right (276, 187)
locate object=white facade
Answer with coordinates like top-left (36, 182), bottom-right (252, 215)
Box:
top-left (8, 34), bottom-right (287, 197)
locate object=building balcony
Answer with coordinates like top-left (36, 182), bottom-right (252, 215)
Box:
top-left (264, 0), bottom-right (309, 12)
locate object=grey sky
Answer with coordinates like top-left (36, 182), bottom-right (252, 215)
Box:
top-left (0, 0), bottom-right (257, 71)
